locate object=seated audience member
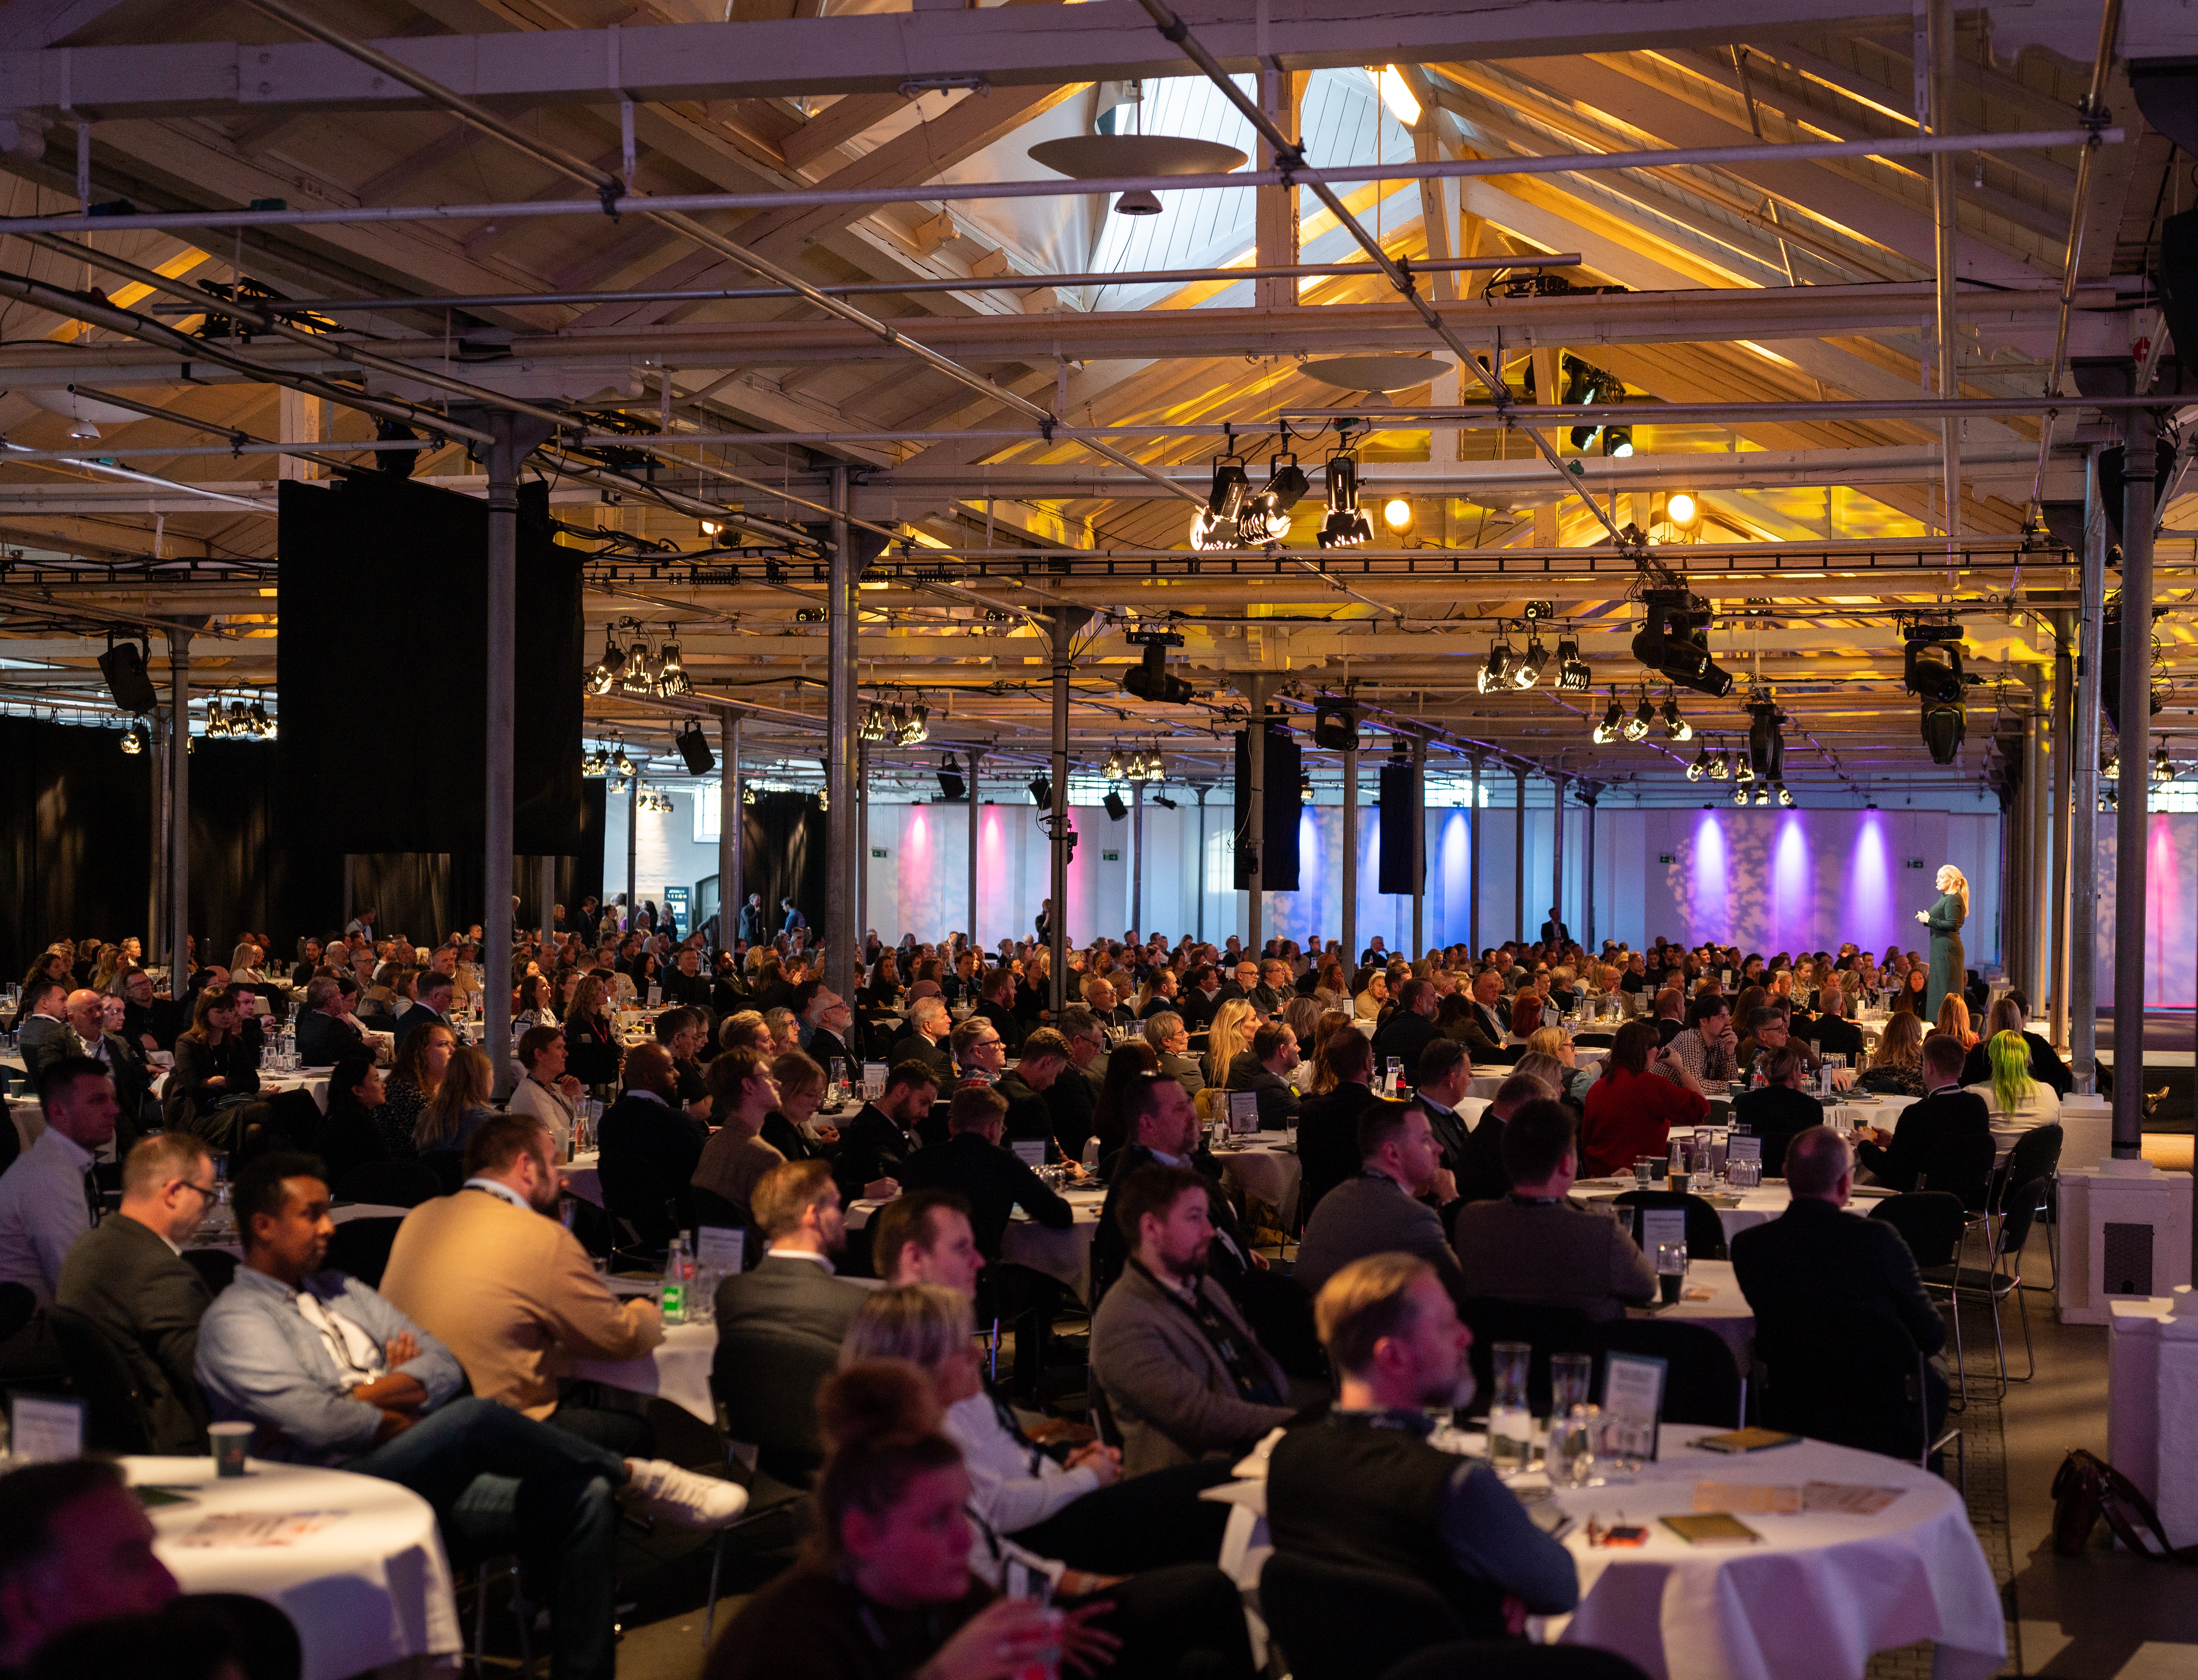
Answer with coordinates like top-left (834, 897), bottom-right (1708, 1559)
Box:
top-left (900, 1087), bottom-right (1072, 1260)
top-left (1856, 1032), bottom-right (1994, 1205)
top-left (117, 967), bottom-right (182, 1055)
top-left (394, 974), bottom-right (459, 1050)
top-left (1371, 977), bottom-right (1444, 1078)
top-left (1802, 979), bottom-right (1865, 1059)
top-left (1729, 1045), bottom-right (1824, 1176)
top-left (411, 1043), bottom-right (495, 1169)
top-left (993, 1027), bottom-right (1076, 1158)
top-left (1652, 987), bottom-right (1686, 1046)
top-left (706, 1363), bottom-right (1254, 1680)
top-left (1047, 1008), bottom-right (1106, 1154)
top-left (692, 1047), bottom-right (787, 1237)
top-left (971, 966), bottom-right (1026, 1054)
top-left (712, 1159), bottom-right (875, 1352)
top-left (1089, 1165), bottom-right (1297, 1475)
top-left (1223, 1021), bottom-right (1303, 1132)
top-left (1451, 1099), bottom-right (1656, 1323)
top-left (55, 1132), bottom-right (218, 1452)
top-left (1451, 970), bottom-right (1513, 1066)
top-left (663, 946), bottom-right (712, 1009)
top-left (1662, 994), bottom-right (1740, 1084)
top-left (196, 1155), bottom-right (741, 1680)
top-left (1452, 1072), bottom-right (1552, 1209)
top-left (560, 976), bottom-right (621, 1087)
top-left (1965, 1027), bottom-right (2062, 1165)
top-left (1294, 1027), bottom-right (1379, 1224)
top-left (871, 1189), bottom-right (984, 1296)
top-left (381, 1113), bottom-right (665, 1456)
top-left (1733, 1126), bottom-right (1948, 1433)
top-left (889, 997), bottom-right (955, 1087)
top-left (1958, 994), bottom-right (2075, 1097)
top-left (653, 1007), bottom-right (714, 1123)
top-left (597, 1041), bottom-right (708, 1234)
top-left (294, 977), bottom-right (365, 1067)
top-left (845, 1287), bottom-right (1238, 1582)
top-left (1737, 1004), bottom-right (1821, 1082)
top-left (1141, 1011), bottom-right (1206, 1101)
top-left (314, 1054), bottom-right (396, 1193)
top-left (717, 1008), bottom-right (772, 1059)
top-left (0, 1058), bottom-right (119, 1317)
top-left (378, 1021), bottom-right (453, 1162)
top-left (948, 1014), bottom-right (1009, 1093)
top-left (1579, 1019), bottom-right (1710, 1178)
top-left (1292, 1101), bottom-right (1470, 1309)
top-left (793, 980), bottom-right (858, 1072)
top-left (12, 980), bottom-right (74, 1082)
top-left (829, 1060), bottom-right (938, 1207)
top-left (1409, 1036), bottom-right (1475, 1184)
top-left (507, 1026), bottom-right (582, 1156)
top-left (1268, 1254), bottom-right (1580, 1639)
top-left (63, 987), bottom-right (149, 1147)
top-left (163, 986), bottom-right (268, 1152)
top-left (1859, 1009), bottom-right (1928, 1097)
top-left (759, 1050), bottom-right (832, 1165)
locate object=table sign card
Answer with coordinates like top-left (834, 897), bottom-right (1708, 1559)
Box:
top-left (1726, 1135), bottom-right (1762, 1165)
top-left (1227, 1091), bottom-right (1259, 1134)
top-left (696, 1225), bottom-right (745, 1275)
top-left (1011, 1139), bottom-right (1048, 1168)
top-left (10, 1396), bottom-right (84, 1461)
top-left (1601, 1353), bottom-right (1665, 1462)
top-left (862, 1062), bottom-right (888, 1099)
top-left (1640, 1207), bottom-right (1688, 1263)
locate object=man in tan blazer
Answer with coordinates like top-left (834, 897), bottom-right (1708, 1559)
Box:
top-left (382, 1110), bottom-right (664, 1456)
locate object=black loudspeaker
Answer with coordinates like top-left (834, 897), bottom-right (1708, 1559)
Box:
top-left (1312, 700), bottom-right (1359, 750)
top-left (1377, 760), bottom-right (1423, 895)
top-left (1103, 791), bottom-right (1128, 822)
top-left (97, 640), bottom-right (158, 713)
top-left (1232, 724), bottom-right (1301, 891)
top-left (676, 722), bottom-right (716, 776)
top-left (2159, 208), bottom-right (2198, 388)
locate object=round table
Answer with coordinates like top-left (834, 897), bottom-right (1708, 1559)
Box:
top-left (123, 1455), bottom-right (462, 1680)
top-left (565, 1318), bottom-right (718, 1422)
top-left (1217, 1142), bottom-right (1302, 1227)
top-left (563, 1149), bottom-right (603, 1207)
top-left (1626, 1256), bottom-right (1754, 1367)
top-left (149, 1069), bottom-right (335, 1114)
top-left (846, 1185), bottom-right (1110, 1304)
top-left (1571, 1179), bottom-right (1897, 1245)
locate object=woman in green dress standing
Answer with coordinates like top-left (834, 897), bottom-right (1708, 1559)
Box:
top-left (1915, 864), bottom-right (1968, 1021)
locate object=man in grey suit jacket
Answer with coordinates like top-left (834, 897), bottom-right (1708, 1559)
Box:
top-left (1451, 1098), bottom-right (1656, 1323)
top-left (1089, 1164), bottom-right (1297, 1476)
top-left (15, 979), bottom-right (74, 1080)
top-left (56, 1133), bottom-right (218, 1453)
top-left (1293, 1102), bottom-right (1472, 1312)
top-left (711, 1158), bottom-right (874, 1352)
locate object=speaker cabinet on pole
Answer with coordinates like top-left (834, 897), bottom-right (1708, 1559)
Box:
top-left (1232, 724), bottom-right (1301, 892)
top-left (1377, 761), bottom-right (1423, 894)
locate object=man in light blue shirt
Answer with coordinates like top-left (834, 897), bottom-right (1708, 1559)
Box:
top-left (197, 1152), bottom-right (745, 1680)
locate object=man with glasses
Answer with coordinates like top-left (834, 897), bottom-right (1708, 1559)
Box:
top-left (1050, 1007), bottom-right (1107, 1160)
top-left (56, 1133), bottom-right (221, 1452)
top-left (950, 1015), bottom-right (1008, 1089)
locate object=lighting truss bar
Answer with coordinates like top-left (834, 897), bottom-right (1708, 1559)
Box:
top-left (0, 127), bottom-right (2116, 238)
top-left (185, 256), bottom-right (1581, 317)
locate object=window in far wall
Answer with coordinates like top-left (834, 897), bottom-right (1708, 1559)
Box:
top-left (693, 783), bottom-right (723, 842)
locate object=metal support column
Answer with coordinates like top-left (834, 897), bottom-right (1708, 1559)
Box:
top-left (1550, 772), bottom-right (1566, 944)
top-left (1047, 610), bottom-right (1089, 1014)
top-left (719, 714), bottom-right (741, 953)
top-left (148, 713), bottom-right (166, 966)
top-left (2024, 668), bottom-right (2046, 993)
top-left (1131, 779), bottom-right (1144, 940)
top-left (482, 411), bottom-right (518, 1087)
top-left (1341, 735), bottom-right (1359, 965)
top-left (1583, 790), bottom-right (1598, 951)
top-left (2051, 613), bottom-right (2074, 1048)
top-left (625, 766), bottom-right (639, 936)
top-left (1924, 0), bottom-right (1961, 541)
top-left (857, 741), bottom-right (870, 946)
top-left (966, 748), bottom-right (982, 951)
top-left (342, 855), bottom-right (355, 934)
top-left (2112, 405), bottom-right (2155, 1158)
top-left (826, 465), bottom-right (859, 1005)
top-left (1194, 786), bottom-right (1209, 947)
top-left (1513, 769), bottom-right (1527, 944)
top-left (1468, 755), bottom-right (1482, 956)
top-left (2071, 448), bottom-right (2104, 1092)
top-left (538, 858), bottom-right (555, 949)
top-left (166, 629), bottom-right (190, 985)
top-left (1410, 734), bottom-right (1427, 958)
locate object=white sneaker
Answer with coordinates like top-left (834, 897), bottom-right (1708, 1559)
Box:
top-left (624, 1459), bottom-right (750, 1529)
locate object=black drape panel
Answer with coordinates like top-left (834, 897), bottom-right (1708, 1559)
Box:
top-left (187, 738), bottom-right (285, 957)
top-left (0, 717), bottom-right (152, 976)
top-left (742, 793), bottom-right (827, 935)
top-left (1231, 724), bottom-right (1301, 892)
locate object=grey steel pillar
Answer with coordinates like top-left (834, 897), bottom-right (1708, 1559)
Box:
top-left (483, 411), bottom-right (517, 1090)
top-left (1341, 733), bottom-right (1359, 966)
top-left (1131, 779), bottom-right (1144, 940)
top-left (2111, 404), bottom-right (2155, 1158)
top-left (625, 767), bottom-right (639, 939)
top-left (966, 747), bottom-right (982, 949)
top-left (857, 741), bottom-right (870, 944)
top-left (538, 858), bottom-right (555, 949)
top-left (1194, 786), bottom-right (1209, 946)
top-left (1550, 771), bottom-right (1566, 944)
top-left (1410, 733), bottom-right (1427, 958)
top-left (719, 713), bottom-right (740, 954)
top-left (2050, 613), bottom-right (2073, 1049)
top-left (166, 629), bottom-right (190, 985)
top-left (2024, 668), bottom-right (2045, 992)
top-left (1046, 611), bottom-right (1088, 1013)
top-left (1513, 768), bottom-right (1527, 944)
top-left (826, 466), bottom-right (858, 1005)
top-left (1583, 789), bottom-right (1598, 951)
top-left (148, 712), bottom-right (166, 967)
top-left (341, 854), bottom-right (355, 932)
top-left (2071, 449), bottom-right (2103, 1092)
top-left (1468, 754), bottom-right (1482, 956)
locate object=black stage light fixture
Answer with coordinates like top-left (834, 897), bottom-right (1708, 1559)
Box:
top-left (97, 639), bottom-right (159, 714)
top-left (1631, 587), bottom-right (1733, 697)
top-left (1746, 693), bottom-right (1787, 785)
top-left (1103, 790), bottom-right (1129, 821)
top-left (374, 417), bottom-right (423, 478)
top-left (1122, 635), bottom-right (1195, 704)
top-left (1153, 793), bottom-right (1179, 810)
top-left (1555, 636), bottom-right (1592, 692)
top-left (1601, 423), bottom-right (1634, 458)
top-left (1190, 453), bottom-right (1251, 549)
top-left (1318, 452), bottom-right (1375, 549)
top-left (1477, 634), bottom-right (1516, 695)
top-left (1513, 633), bottom-right (1548, 690)
top-left (1591, 690), bottom-right (1623, 744)
top-left (1029, 775), bottom-right (1052, 808)
top-left (937, 753), bottom-right (967, 801)
top-left (675, 720), bottom-right (716, 776)
top-left (1623, 691), bottom-right (1653, 742)
top-left (1312, 699), bottom-right (1361, 751)
top-left (1660, 694), bottom-right (1692, 742)
top-left (1903, 623), bottom-right (1968, 765)
top-left (1240, 452), bottom-right (1310, 544)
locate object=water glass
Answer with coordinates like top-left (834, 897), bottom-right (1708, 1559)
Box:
top-left (1550, 1405), bottom-right (1598, 1488)
top-left (1550, 1352), bottom-right (1594, 1416)
top-left (1667, 1137), bottom-right (1688, 1179)
top-left (1655, 1242), bottom-right (1686, 1305)
top-left (1633, 1156), bottom-right (1655, 1187)
top-left (1488, 1341), bottom-right (1534, 1475)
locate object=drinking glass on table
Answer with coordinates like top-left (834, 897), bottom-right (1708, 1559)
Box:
top-left (1488, 1342), bottom-right (1533, 1475)
top-left (1549, 1405), bottom-right (1598, 1489)
top-left (1656, 1242), bottom-right (1687, 1306)
top-left (1550, 1352), bottom-right (1593, 1417)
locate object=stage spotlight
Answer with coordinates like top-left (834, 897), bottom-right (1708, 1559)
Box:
top-left (1591, 691), bottom-right (1623, 745)
top-left (1153, 793), bottom-right (1179, 810)
top-left (1555, 637), bottom-right (1591, 692)
top-left (2102, 744), bottom-right (2120, 779)
top-left (1240, 453), bottom-right (1309, 544)
top-left (612, 740), bottom-right (635, 777)
top-left (1382, 496), bottom-right (1414, 535)
top-left (1312, 700), bottom-right (1360, 750)
top-left (119, 720), bottom-right (145, 754)
top-left (1631, 587), bottom-right (1732, 697)
top-left (1318, 452), bottom-right (1375, 549)
top-left (1623, 691), bottom-right (1653, 742)
top-left (1122, 636), bottom-right (1195, 704)
top-left (1777, 782), bottom-right (1795, 807)
top-left (1666, 491), bottom-right (1702, 530)
top-left (1029, 776), bottom-right (1052, 808)
top-left (1300, 774), bottom-right (1315, 805)
top-left (742, 783), bottom-right (756, 805)
top-left (654, 640), bottom-right (691, 698)
top-left (1104, 748), bottom-right (1125, 780)
top-left (1754, 785), bottom-right (1772, 806)
top-left (1601, 424), bottom-right (1634, 458)
top-left (1735, 754), bottom-right (1755, 785)
top-left (1103, 790), bottom-right (1128, 821)
top-left (2154, 747), bottom-right (2175, 783)
top-left (1746, 694), bottom-right (1786, 786)
top-left (1903, 624), bottom-right (1967, 765)
top-left (1731, 782), bottom-right (1749, 806)
top-left (1190, 455), bottom-right (1250, 550)
top-left (1710, 750), bottom-right (1732, 781)
top-left (588, 628), bottom-right (625, 695)
top-left (583, 745), bottom-right (607, 778)
top-left (1661, 695), bottom-right (1692, 742)
top-left (1513, 633), bottom-right (1548, 690)
top-left (1478, 635), bottom-right (1516, 695)
top-left (1685, 744), bottom-right (1711, 781)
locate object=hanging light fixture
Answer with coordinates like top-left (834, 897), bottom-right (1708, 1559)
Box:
top-left (1753, 784), bottom-right (1772, 807)
top-left (1239, 451), bottom-right (1309, 545)
top-left (588, 627), bottom-right (624, 695)
top-left (620, 630), bottom-right (656, 694)
top-left (1709, 750), bottom-right (1732, 782)
top-left (1622, 690), bottom-right (1653, 742)
top-left (583, 745), bottom-right (608, 778)
top-left (2153, 746), bottom-right (2175, 782)
top-left (1299, 774), bottom-right (1315, 804)
top-left (1776, 782), bottom-right (1795, 807)
top-left (654, 639), bottom-right (690, 698)
top-left (1660, 693), bottom-right (1692, 742)
top-left (1104, 748), bottom-right (1125, 780)
top-left (1512, 632), bottom-right (1548, 691)
top-left (1317, 450), bottom-right (1374, 549)
top-left (119, 720), bottom-right (145, 754)
top-left (2102, 743), bottom-right (2120, 779)
top-left (205, 697), bottom-right (230, 738)
top-left (1591, 690), bottom-right (1623, 745)
top-left (1685, 744), bottom-right (1712, 781)
top-left (1478, 633), bottom-right (1516, 695)
top-left (1190, 451), bottom-right (1250, 550)
top-left (742, 783), bottom-right (757, 805)
top-left (1555, 636), bottom-right (1592, 692)
top-left (817, 785), bottom-right (829, 811)
top-left (249, 699), bottom-right (276, 739)
top-left (1731, 781), bottom-right (1749, 806)
top-left (612, 739), bottom-right (635, 777)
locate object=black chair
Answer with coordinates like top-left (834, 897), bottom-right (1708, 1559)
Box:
top-left (323, 1217), bottom-right (404, 1288)
top-left (1458, 1298), bottom-right (1598, 1419)
top-left (1996, 1123), bottom-right (2064, 1291)
top-left (1259, 1554), bottom-right (1468, 1680)
top-left (702, 1327), bottom-right (838, 1642)
top-left (1593, 1317), bottom-right (1744, 1428)
top-left (1927, 1177), bottom-right (2049, 1397)
top-left (0, 1281), bottom-right (35, 1346)
top-left (332, 1159), bottom-right (443, 1209)
top-left (45, 1306), bottom-right (156, 1454)
top-left (181, 1248), bottom-right (239, 1297)
top-left (1754, 1307), bottom-right (1962, 1494)
top-left (1382, 1643), bottom-right (1652, 1680)
top-left (1610, 1190), bottom-right (1729, 1262)
top-left (267, 1087), bottom-right (325, 1155)
top-left (1868, 1190), bottom-right (1974, 1404)
top-left (418, 1150), bottom-right (468, 1198)
top-left (597, 1151), bottom-right (691, 1258)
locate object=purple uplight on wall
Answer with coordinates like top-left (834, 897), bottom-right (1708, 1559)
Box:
top-left (1845, 812), bottom-right (1898, 956)
top-left (1689, 812), bottom-right (1731, 945)
top-left (1770, 816), bottom-right (1811, 953)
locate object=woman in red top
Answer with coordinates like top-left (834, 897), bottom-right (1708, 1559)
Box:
top-left (1579, 1019), bottom-right (1711, 1178)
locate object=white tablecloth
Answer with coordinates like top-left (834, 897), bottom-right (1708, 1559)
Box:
top-left (1219, 1143), bottom-right (1302, 1227)
top-left (1573, 1181), bottom-right (1893, 1245)
top-left (564, 1150), bottom-right (603, 1207)
top-left (1629, 1257), bottom-right (1754, 1367)
top-left (123, 1455), bottom-right (462, 1680)
top-left (566, 1319), bottom-right (718, 1423)
top-left (150, 1069), bottom-right (335, 1113)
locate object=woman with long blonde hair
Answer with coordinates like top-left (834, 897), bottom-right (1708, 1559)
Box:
top-left (1935, 993), bottom-right (1977, 1050)
top-left (416, 1042), bottom-right (493, 1156)
top-left (1204, 997), bottom-right (1254, 1089)
top-left (1917, 863), bottom-right (1969, 1021)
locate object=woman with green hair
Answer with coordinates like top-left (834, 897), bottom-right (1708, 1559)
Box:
top-left (1963, 1027), bottom-right (2060, 1166)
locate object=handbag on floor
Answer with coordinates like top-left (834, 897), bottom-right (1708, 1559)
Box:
top-left (2051, 1448), bottom-right (2198, 1560)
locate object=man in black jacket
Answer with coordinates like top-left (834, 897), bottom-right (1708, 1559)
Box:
top-left (993, 1028), bottom-right (1074, 1160)
top-left (972, 967), bottom-right (1026, 1054)
top-left (1856, 1032), bottom-right (1995, 1206)
top-left (55, 1133), bottom-right (217, 1453)
top-left (1452, 969), bottom-right (1513, 1066)
top-left (1801, 979), bottom-right (1866, 1060)
top-left (597, 1043), bottom-right (709, 1242)
top-left (889, 997), bottom-right (954, 1087)
top-left (1728, 1046), bottom-right (1824, 1177)
top-left (1371, 978), bottom-right (1443, 1079)
top-left (1047, 1009), bottom-right (1104, 1159)
top-left (795, 979), bottom-right (860, 1073)
top-left (294, 976), bottom-right (366, 1067)
top-left (1450, 1071), bottom-right (1554, 1209)
top-left (829, 1060), bottom-right (941, 1206)
top-left (1733, 1125), bottom-right (1949, 1435)
top-left (1409, 1037), bottom-right (1475, 1189)
top-left (1222, 1021), bottom-right (1301, 1132)
top-left (900, 1086), bottom-right (1073, 1259)
top-left (662, 946), bottom-right (714, 1008)
top-left (62, 988), bottom-right (152, 1150)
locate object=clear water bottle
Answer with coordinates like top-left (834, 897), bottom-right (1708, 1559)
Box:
top-left (660, 1235), bottom-right (691, 1324)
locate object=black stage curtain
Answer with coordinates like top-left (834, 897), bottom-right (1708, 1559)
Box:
top-left (742, 792), bottom-right (826, 934)
top-left (0, 716), bottom-right (152, 977)
top-left (1231, 724), bottom-right (1301, 892)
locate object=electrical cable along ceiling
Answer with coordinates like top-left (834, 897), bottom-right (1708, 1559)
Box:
top-left (0, 0), bottom-right (2185, 810)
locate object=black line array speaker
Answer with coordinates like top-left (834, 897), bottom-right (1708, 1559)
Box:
top-left (1232, 723), bottom-right (1300, 892)
top-left (276, 474), bottom-right (584, 856)
top-left (1377, 760), bottom-right (1423, 895)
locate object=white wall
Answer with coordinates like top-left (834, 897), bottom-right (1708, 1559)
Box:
top-left (600, 789), bottom-right (720, 931)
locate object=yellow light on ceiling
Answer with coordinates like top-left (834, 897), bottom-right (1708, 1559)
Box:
top-left (1373, 66), bottom-right (1421, 128)
top-left (1666, 491), bottom-right (1702, 530)
top-left (1381, 496), bottom-right (1414, 533)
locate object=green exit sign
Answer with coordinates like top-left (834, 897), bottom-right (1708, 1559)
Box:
top-left (1905, 859), bottom-right (1926, 869)
top-left (1658, 854), bottom-right (1675, 864)
top-left (871, 848), bottom-right (888, 858)
top-left (1101, 850), bottom-right (1120, 862)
